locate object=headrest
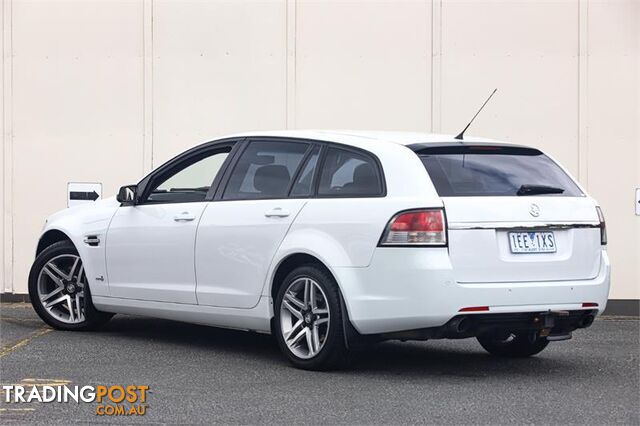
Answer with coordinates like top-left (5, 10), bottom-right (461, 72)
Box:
top-left (254, 165), bottom-right (290, 195)
top-left (353, 163), bottom-right (376, 185)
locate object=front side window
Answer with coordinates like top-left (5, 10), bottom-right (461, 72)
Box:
top-left (223, 141), bottom-right (309, 200)
top-left (145, 149), bottom-right (230, 203)
top-left (318, 147), bottom-right (383, 197)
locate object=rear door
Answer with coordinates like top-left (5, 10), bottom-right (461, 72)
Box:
top-left (195, 139), bottom-right (317, 308)
top-left (418, 144), bottom-right (602, 283)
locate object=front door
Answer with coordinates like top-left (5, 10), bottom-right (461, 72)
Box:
top-left (106, 144), bottom-right (233, 304)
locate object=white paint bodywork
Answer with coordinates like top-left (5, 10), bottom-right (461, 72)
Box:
top-left (195, 198), bottom-right (307, 309)
top-left (106, 202), bottom-right (209, 304)
top-left (36, 131), bottom-right (610, 335)
top-left (39, 197), bottom-right (121, 299)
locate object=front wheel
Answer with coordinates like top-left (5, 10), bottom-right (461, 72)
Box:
top-left (28, 241), bottom-right (113, 331)
top-left (274, 265), bottom-right (349, 370)
top-left (477, 331), bottom-right (549, 358)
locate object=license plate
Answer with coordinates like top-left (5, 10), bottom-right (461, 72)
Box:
top-left (508, 231), bottom-right (556, 253)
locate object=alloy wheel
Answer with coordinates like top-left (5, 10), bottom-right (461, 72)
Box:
top-left (279, 277), bottom-right (330, 359)
top-left (37, 254), bottom-right (86, 324)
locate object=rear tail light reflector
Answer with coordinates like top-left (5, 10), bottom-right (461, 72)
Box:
top-left (459, 306), bottom-right (490, 312)
top-left (582, 302), bottom-right (599, 308)
top-left (380, 209), bottom-right (446, 246)
top-left (596, 206), bottom-right (607, 245)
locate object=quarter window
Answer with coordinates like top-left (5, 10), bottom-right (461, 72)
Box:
top-left (223, 141), bottom-right (309, 200)
top-left (318, 148), bottom-right (382, 197)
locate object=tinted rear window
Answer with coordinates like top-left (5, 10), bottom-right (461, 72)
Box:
top-left (223, 141), bottom-right (309, 200)
top-left (418, 145), bottom-right (583, 197)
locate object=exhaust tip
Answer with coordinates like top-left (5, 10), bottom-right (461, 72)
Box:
top-left (456, 317), bottom-right (471, 333)
top-left (448, 316), bottom-right (472, 335)
top-left (579, 315), bottom-right (595, 328)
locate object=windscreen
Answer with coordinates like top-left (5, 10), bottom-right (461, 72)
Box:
top-left (418, 145), bottom-right (583, 197)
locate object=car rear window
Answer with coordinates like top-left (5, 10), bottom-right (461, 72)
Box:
top-left (223, 141), bottom-right (309, 200)
top-left (417, 145), bottom-right (583, 197)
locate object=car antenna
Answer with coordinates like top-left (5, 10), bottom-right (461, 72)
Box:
top-left (454, 88), bottom-right (497, 140)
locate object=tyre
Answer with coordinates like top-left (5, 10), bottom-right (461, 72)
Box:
top-left (274, 265), bottom-right (349, 370)
top-left (477, 330), bottom-right (549, 358)
top-left (28, 240), bottom-right (113, 331)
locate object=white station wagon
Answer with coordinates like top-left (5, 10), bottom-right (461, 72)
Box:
top-left (30, 131), bottom-right (610, 370)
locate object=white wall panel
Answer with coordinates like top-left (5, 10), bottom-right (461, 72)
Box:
top-left (151, 0), bottom-right (287, 165)
top-left (10, 0), bottom-right (144, 293)
top-left (295, 0), bottom-right (431, 130)
top-left (585, 0), bottom-right (639, 299)
top-left (439, 0), bottom-right (579, 173)
top-left (1, 0), bottom-right (6, 292)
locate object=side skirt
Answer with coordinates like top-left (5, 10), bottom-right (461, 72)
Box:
top-left (92, 295), bottom-right (272, 334)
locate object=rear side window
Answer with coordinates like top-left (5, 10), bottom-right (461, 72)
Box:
top-left (418, 145), bottom-right (583, 197)
top-left (223, 141), bottom-right (309, 200)
top-left (318, 147), bottom-right (383, 197)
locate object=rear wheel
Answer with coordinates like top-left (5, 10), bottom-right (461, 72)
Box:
top-left (274, 265), bottom-right (349, 370)
top-left (477, 330), bottom-right (549, 357)
top-left (29, 241), bottom-right (113, 331)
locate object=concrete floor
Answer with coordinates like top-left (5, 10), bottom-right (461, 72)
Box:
top-left (1, 303), bottom-right (638, 425)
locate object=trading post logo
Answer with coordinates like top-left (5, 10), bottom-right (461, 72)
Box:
top-left (2, 384), bottom-right (149, 416)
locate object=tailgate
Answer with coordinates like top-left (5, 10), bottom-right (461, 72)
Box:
top-left (444, 196), bottom-right (601, 283)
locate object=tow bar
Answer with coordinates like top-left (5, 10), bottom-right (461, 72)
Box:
top-left (536, 310), bottom-right (573, 341)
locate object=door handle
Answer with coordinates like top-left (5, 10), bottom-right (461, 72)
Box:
top-left (174, 212), bottom-right (196, 222)
top-left (264, 207), bottom-right (290, 218)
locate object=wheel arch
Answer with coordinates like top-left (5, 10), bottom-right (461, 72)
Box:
top-left (265, 227), bottom-right (358, 324)
top-left (36, 229), bottom-right (74, 256)
top-left (270, 252), bottom-right (336, 301)
top-left (268, 251), bottom-right (360, 349)
top-left (266, 228), bottom-right (355, 301)
top-left (34, 227), bottom-right (102, 295)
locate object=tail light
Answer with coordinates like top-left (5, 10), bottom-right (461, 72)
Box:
top-left (379, 208), bottom-right (447, 246)
top-left (596, 206), bottom-right (607, 245)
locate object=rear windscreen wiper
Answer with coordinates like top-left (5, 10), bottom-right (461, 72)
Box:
top-left (517, 184), bottom-right (565, 196)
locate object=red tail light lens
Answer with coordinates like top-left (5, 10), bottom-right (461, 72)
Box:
top-left (596, 206), bottom-right (606, 245)
top-left (380, 209), bottom-right (447, 246)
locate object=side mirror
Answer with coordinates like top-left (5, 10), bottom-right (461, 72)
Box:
top-left (117, 185), bottom-right (138, 204)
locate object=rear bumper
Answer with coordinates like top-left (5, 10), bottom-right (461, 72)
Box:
top-left (334, 248), bottom-right (610, 335)
top-left (373, 310), bottom-right (598, 342)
